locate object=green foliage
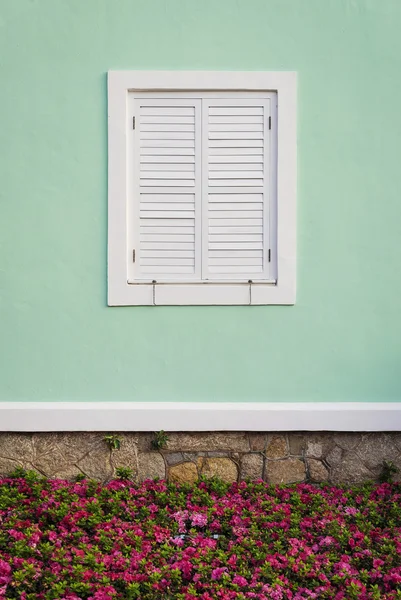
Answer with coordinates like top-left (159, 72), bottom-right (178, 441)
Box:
top-left (104, 434), bottom-right (121, 450)
top-left (379, 460), bottom-right (399, 483)
top-left (9, 466), bottom-right (42, 483)
top-left (115, 466), bottom-right (134, 480)
top-left (151, 430), bottom-right (169, 450)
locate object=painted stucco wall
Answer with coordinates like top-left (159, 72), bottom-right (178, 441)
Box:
top-left (1, 0), bottom-right (401, 404)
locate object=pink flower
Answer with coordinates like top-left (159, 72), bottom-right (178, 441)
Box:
top-left (373, 558), bottom-right (385, 568)
top-left (191, 512), bottom-right (208, 527)
top-left (7, 529), bottom-right (24, 540)
top-left (172, 536), bottom-right (185, 546)
top-left (211, 567), bottom-right (227, 580)
top-left (344, 506), bottom-right (358, 516)
top-left (232, 575), bottom-right (248, 587)
top-left (0, 559), bottom-right (11, 593)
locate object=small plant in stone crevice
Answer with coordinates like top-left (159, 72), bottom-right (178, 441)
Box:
top-left (379, 460), bottom-right (399, 483)
top-left (151, 430), bottom-right (169, 450)
top-left (104, 434), bottom-right (121, 451)
top-left (115, 466), bottom-right (134, 480)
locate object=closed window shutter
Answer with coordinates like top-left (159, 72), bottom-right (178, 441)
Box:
top-left (132, 98), bottom-right (201, 281)
top-left (202, 98), bottom-right (271, 281)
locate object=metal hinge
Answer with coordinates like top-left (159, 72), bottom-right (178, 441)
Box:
top-left (132, 249), bottom-right (136, 263)
top-left (268, 116), bottom-right (271, 130)
top-left (132, 116), bottom-right (136, 130)
top-left (268, 249), bottom-right (271, 262)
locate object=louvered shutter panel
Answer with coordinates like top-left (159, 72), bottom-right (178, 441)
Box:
top-left (202, 98), bottom-right (271, 280)
top-left (132, 98), bottom-right (201, 281)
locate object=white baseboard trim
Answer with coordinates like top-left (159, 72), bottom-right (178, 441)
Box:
top-left (0, 402), bottom-right (400, 432)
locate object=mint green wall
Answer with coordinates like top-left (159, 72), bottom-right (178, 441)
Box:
top-left (1, 0), bottom-right (401, 403)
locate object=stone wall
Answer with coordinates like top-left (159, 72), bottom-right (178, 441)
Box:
top-left (0, 432), bottom-right (400, 484)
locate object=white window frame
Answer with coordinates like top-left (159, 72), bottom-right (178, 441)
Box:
top-left (108, 71), bottom-right (297, 306)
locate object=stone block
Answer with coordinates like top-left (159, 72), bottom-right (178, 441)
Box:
top-left (355, 433), bottom-right (401, 472)
top-left (165, 453), bottom-right (184, 466)
top-left (307, 459), bottom-right (329, 482)
top-left (330, 452), bottom-right (374, 484)
top-left (34, 432), bottom-right (104, 465)
top-left (326, 446), bottom-right (343, 466)
top-left (306, 442), bottom-right (323, 458)
top-left (240, 454), bottom-right (264, 480)
top-left (137, 433), bottom-right (155, 452)
top-left (166, 432), bottom-right (249, 452)
top-left (198, 457), bottom-right (238, 482)
top-left (249, 433), bottom-right (266, 452)
top-left (266, 458), bottom-right (305, 484)
top-left (332, 433), bottom-right (362, 452)
top-left (288, 434), bottom-right (305, 456)
top-left (138, 453), bottom-right (166, 481)
top-left (76, 445), bottom-right (113, 482)
top-left (266, 436), bottom-right (288, 459)
top-left (0, 433), bottom-right (34, 463)
top-left (169, 462), bottom-right (198, 484)
top-left (110, 435), bottom-right (139, 476)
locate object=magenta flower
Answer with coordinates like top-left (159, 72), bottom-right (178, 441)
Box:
top-left (211, 567), bottom-right (227, 580)
top-left (232, 575), bottom-right (248, 587)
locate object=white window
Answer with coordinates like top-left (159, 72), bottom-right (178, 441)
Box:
top-left (108, 71), bottom-right (296, 306)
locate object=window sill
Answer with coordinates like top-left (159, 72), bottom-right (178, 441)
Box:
top-left (108, 280), bottom-right (294, 306)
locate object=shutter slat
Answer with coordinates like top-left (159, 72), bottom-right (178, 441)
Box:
top-left (141, 266), bottom-right (194, 274)
top-left (142, 250), bottom-right (196, 258)
top-left (210, 250), bottom-right (263, 258)
top-left (210, 219), bottom-right (262, 226)
top-left (141, 258), bottom-right (194, 266)
top-left (209, 163), bottom-right (262, 171)
top-left (141, 211), bottom-right (195, 219)
top-left (209, 116), bottom-right (263, 124)
top-left (209, 124), bottom-right (263, 132)
top-left (208, 179), bottom-right (263, 187)
top-left (140, 194), bottom-right (194, 203)
top-left (141, 242), bottom-right (194, 250)
top-left (210, 210), bottom-right (263, 218)
top-left (141, 131), bottom-right (195, 140)
top-left (140, 171), bottom-right (195, 179)
top-left (209, 139), bottom-right (263, 148)
top-left (141, 163), bottom-right (195, 171)
top-left (209, 148), bottom-right (263, 156)
top-left (209, 107), bottom-right (263, 116)
top-left (210, 226), bottom-right (263, 234)
top-left (141, 147), bottom-right (195, 156)
top-left (141, 116), bottom-right (195, 124)
top-left (209, 194), bottom-right (263, 203)
top-left (140, 124), bottom-right (195, 132)
top-left (209, 258), bottom-right (263, 266)
top-left (142, 226), bottom-right (194, 234)
top-left (141, 234), bottom-right (194, 242)
top-left (209, 171), bottom-right (264, 179)
top-left (140, 179), bottom-right (195, 187)
top-left (141, 107), bottom-right (195, 116)
top-left (209, 242), bottom-right (262, 250)
top-left (209, 266), bottom-right (263, 273)
top-left (209, 234), bottom-right (263, 243)
top-left (140, 139), bottom-right (195, 148)
top-left (209, 131), bottom-right (263, 140)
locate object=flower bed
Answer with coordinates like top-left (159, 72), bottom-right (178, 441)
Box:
top-left (0, 472), bottom-right (400, 599)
